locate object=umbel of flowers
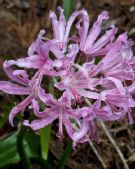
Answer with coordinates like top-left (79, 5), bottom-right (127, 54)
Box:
top-left (0, 7), bottom-right (135, 147)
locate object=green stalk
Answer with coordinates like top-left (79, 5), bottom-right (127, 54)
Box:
top-left (17, 126), bottom-right (33, 169)
top-left (31, 157), bottom-right (53, 169)
top-left (63, 0), bottom-right (74, 20)
top-left (40, 125), bottom-right (51, 160)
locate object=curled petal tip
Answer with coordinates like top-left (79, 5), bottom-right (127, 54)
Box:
top-left (49, 11), bottom-right (55, 18)
top-left (23, 120), bottom-right (29, 126)
top-left (110, 25), bottom-right (118, 31)
top-left (58, 6), bottom-right (64, 12)
top-left (82, 9), bottom-right (88, 15)
top-left (3, 60), bottom-right (15, 67)
top-left (38, 30), bottom-right (45, 37)
top-left (101, 11), bottom-right (109, 19)
top-left (73, 142), bottom-right (77, 149)
top-left (9, 114), bottom-right (14, 127)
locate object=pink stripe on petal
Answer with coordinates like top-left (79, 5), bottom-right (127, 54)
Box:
top-left (106, 76), bottom-right (126, 95)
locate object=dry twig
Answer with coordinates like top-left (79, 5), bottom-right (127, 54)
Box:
top-left (88, 139), bottom-right (107, 169)
top-left (99, 120), bottom-right (129, 169)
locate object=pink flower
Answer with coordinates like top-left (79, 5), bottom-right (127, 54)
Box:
top-left (0, 7), bottom-right (135, 147)
top-left (24, 88), bottom-right (96, 145)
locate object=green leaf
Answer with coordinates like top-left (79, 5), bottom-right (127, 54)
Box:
top-left (40, 125), bottom-right (51, 160)
top-left (0, 133), bottom-right (19, 167)
top-left (0, 104), bottom-right (13, 128)
top-left (0, 132), bottom-right (35, 167)
top-left (63, 0), bottom-right (74, 20)
top-left (24, 129), bottom-right (40, 156)
top-left (17, 126), bottom-right (33, 169)
top-left (94, 56), bottom-right (102, 64)
top-left (57, 141), bottom-right (72, 169)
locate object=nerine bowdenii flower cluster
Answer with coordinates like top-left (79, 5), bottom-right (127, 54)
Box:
top-left (1, 7), bottom-right (135, 147)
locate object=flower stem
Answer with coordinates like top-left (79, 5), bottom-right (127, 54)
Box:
top-left (17, 125), bottom-right (33, 169)
top-left (63, 0), bottom-right (74, 20)
top-left (57, 141), bottom-right (72, 169)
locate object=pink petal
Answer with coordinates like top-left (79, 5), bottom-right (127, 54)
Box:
top-left (11, 55), bottom-right (44, 69)
top-left (0, 81), bottom-right (30, 95)
top-left (79, 10), bottom-right (89, 50)
top-left (78, 89), bottom-right (100, 99)
top-left (3, 61), bottom-right (28, 86)
top-left (49, 10), bottom-right (59, 39)
top-left (23, 113), bottom-right (58, 130)
top-left (72, 120), bottom-right (89, 147)
top-left (84, 11), bottom-right (109, 51)
top-left (57, 7), bottom-right (66, 41)
top-left (38, 87), bottom-right (57, 106)
top-left (106, 77), bottom-right (126, 95)
top-left (64, 10), bottom-right (85, 44)
top-left (9, 95), bottom-right (33, 126)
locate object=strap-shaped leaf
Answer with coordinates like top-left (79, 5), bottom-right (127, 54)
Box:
top-left (40, 125), bottom-right (51, 160)
top-left (63, 0), bottom-right (74, 20)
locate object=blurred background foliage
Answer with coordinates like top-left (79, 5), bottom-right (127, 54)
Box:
top-left (1, 0), bottom-right (135, 169)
